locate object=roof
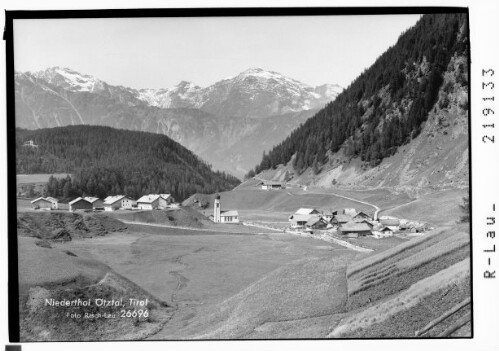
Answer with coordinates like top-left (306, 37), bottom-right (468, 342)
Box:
top-left (104, 195), bottom-right (126, 205)
top-left (136, 194), bottom-right (160, 203)
top-left (295, 208), bottom-right (319, 215)
top-left (322, 210), bottom-right (337, 216)
top-left (263, 181), bottom-right (283, 186)
top-left (221, 210), bottom-right (238, 217)
top-left (45, 197), bottom-right (58, 203)
top-left (354, 211), bottom-right (371, 218)
top-left (30, 197), bottom-right (51, 204)
top-left (340, 222), bottom-right (372, 232)
top-left (306, 217), bottom-right (326, 226)
top-left (84, 196), bottom-right (101, 204)
top-left (380, 227), bottom-right (394, 232)
top-left (334, 214), bottom-right (353, 222)
top-left (69, 197), bottom-right (91, 205)
top-left (290, 214), bottom-right (316, 223)
top-left (160, 194), bottom-right (172, 200)
top-left (380, 218), bottom-right (401, 226)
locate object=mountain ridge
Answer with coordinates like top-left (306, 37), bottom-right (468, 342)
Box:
top-left (15, 67), bottom-right (342, 178)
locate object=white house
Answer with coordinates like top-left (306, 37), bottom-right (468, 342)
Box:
top-left (136, 194), bottom-right (160, 210)
top-left (103, 195), bottom-right (135, 211)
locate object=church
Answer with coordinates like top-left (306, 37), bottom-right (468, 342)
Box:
top-left (211, 195), bottom-right (239, 224)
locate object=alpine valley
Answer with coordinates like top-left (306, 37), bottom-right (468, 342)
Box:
top-left (15, 67), bottom-right (342, 178)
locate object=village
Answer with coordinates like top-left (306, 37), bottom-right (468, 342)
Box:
top-left (29, 193), bottom-right (179, 212)
top-left (28, 180), bottom-right (432, 242)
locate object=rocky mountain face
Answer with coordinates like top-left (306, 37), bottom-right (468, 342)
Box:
top-left (15, 67), bottom-right (341, 177)
top-left (251, 14), bottom-right (469, 193)
top-left (257, 53), bottom-right (469, 194)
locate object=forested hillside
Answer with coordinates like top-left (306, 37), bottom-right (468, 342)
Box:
top-left (248, 13), bottom-right (468, 177)
top-left (16, 126), bottom-right (240, 201)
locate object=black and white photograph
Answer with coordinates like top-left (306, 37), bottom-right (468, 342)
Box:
top-left (2, 1), bottom-right (497, 348)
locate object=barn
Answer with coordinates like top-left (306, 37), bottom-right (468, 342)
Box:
top-left (158, 194), bottom-right (175, 209)
top-left (69, 197), bottom-right (93, 212)
top-left (30, 197), bottom-right (55, 210)
top-left (339, 222), bottom-right (372, 238)
top-left (84, 197), bottom-right (104, 210)
top-left (261, 181), bottom-right (284, 190)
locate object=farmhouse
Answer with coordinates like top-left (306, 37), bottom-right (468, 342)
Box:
top-left (294, 208), bottom-right (321, 216)
top-left (290, 214), bottom-right (314, 228)
top-left (306, 216), bottom-right (328, 230)
top-left (104, 195), bottom-right (135, 211)
top-left (261, 181), bottom-right (284, 190)
top-left (380, 218), bottom-right (400, 231)
top-left (136, 194), bottom-right (175, 210)
top-left (84, 197), bottom-right (104, 210)
top-left (69, 197), bottom-right (93, 212)
top-left (212, 195), bottom-right (239, 224)
top-left (339, 222), bottom-right (372, 238)
top-left (331, 214), bottom-right (353, 225)
top-left (31, 197), bottom-right (58, 210)
top-left (353, 211), bottom-right (371, 221)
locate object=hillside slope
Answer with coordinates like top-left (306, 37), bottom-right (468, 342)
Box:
top-left (250, 14), bottom-right (469, 192)
top-left (16, 125), bottom-right (240, 201)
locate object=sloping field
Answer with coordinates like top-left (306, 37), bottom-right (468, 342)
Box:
top-left (330, 258), bottom-right (470, 338)
top-left (169, 255), bottom-right (352, 339)
top-left (345, 224), bottom-right (470, 310)
top-left (108, 207), bottom-right (206, 228)
top-left (18, 237), bottom-right (173, 341)
top-left (185, 189), bottom-right (374, 215)
top-left (380, 188), bottom-right (468, 225)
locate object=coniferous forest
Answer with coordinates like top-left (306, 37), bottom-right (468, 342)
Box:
top-left (16, 126), bottom-right (240, 201)
top-left (248, 13), bottom-right (468, 178)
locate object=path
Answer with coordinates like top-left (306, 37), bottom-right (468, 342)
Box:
top-left (121, 220), bottom-right (279, 235)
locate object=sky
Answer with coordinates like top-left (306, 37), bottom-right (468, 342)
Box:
top-left (14, 15), bottom-right (420, 89)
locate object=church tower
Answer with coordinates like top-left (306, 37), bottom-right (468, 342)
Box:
top-left (213, 195), bottom-right (221, 223)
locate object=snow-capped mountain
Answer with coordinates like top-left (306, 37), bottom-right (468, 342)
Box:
top-left (133, 67), bottom-right (342, 117)
top-left (14, 66), bottom-right (342, 177)
top-left (30, 67), bottom-right (108, 93)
